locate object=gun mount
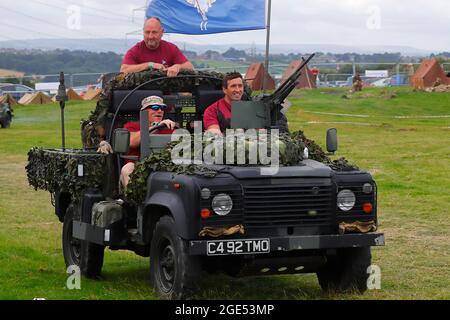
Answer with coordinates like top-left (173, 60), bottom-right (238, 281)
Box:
top-left (231, 54), bottom-right (315, 131)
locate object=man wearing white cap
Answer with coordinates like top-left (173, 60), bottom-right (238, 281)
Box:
top-left (120, 95), bottom-right (176, 189)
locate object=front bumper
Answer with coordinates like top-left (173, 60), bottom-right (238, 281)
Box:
top-left (189, 232), bottom-right (385, 255)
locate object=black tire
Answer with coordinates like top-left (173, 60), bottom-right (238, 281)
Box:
top-left (62, 204), bottom-right (105, 278)
top-left (317, 247), bottom-right (371, 294)
top-left (150, 216), bottom-right (201, 300)
top-left (62, 204), bottom-right (82, 267)
top-left (0, 113), bottom-right (11, 128)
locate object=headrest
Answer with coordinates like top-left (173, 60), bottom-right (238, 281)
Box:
top-left (195, 90), bottom-right (224, 114)
top-left (112, 90), bottom-right (164, 114)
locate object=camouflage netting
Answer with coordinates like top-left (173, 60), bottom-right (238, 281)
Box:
top-left (26, 148), bottom-right (107, 196)
top-left (126, 130), bottom-right (359, 203)
top-left (81, 70), bottom-right (253, 148)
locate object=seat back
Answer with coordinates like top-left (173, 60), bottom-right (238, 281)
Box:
top-left (112, 90), bottom-right (164, 115)
top-left (195, 89), bottom-right (224, 115)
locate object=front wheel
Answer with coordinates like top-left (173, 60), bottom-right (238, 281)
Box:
top-left (150, 216), bottom-right (201, 300)
top-left (62, 204), bottom-right (105, 278)
top-left (317, 247), bottom-right (372, 294)
top-left (62, 205), bottom-right (82, 267)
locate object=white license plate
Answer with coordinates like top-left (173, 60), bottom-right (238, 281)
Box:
top-left (207, 239), bottom-right (270, 256)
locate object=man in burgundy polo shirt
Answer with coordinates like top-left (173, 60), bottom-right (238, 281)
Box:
top-left (120, 96), bottom-right (176, 190)
top-left (203, 72), bottom-right (244, 134)
top-left (120, 17), bottom-right (194, 77)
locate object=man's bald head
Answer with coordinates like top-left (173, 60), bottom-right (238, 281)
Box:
top-left (143, 17), bottom-right (164, 50)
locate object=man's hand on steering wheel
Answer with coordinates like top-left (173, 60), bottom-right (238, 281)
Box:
top-left (159, 119), bottom-right (176, 130)
top-left (149, 119), bottom-right (178, 133)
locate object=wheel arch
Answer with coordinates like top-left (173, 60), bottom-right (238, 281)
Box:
top-left (142, 191), bottom-right (191, 244)
top-left (55, 191), bottom-right (72, 222)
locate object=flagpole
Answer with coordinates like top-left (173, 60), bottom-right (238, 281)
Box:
top-left (263, 0), bottom-right (272, 93)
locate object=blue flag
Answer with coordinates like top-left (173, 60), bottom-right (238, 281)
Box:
top-left (146, 0), bottom-right (266, 35)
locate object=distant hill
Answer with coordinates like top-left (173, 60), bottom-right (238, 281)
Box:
top-left (0, 38), bottom-right (436, 57)
top-left (0, 68), bottom-right (24, 78)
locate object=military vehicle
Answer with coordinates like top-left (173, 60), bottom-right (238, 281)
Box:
top-left (0, 103), bottom-right (13, 128)
top-left (27, 56), bottom-right (384, 299)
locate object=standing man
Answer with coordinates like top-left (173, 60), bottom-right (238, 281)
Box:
top-left (120, 17), bottom-right (194, 77)
top-left (203, 72), bottom-right (243, 135)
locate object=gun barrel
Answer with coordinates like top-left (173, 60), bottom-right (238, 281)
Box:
top-left (269, 53), bottom-right (316, 103)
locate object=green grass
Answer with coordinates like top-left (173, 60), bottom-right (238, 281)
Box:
top-left (0, 87), bottom-right (449, 300)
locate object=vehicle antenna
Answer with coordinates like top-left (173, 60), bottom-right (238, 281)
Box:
top-left (55, 72), bottom-right (68, 150)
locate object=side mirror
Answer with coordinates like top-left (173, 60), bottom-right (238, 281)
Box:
top-left (326, 128), bottom-right (338, 154)
top-left (112, 128), bottom-right (130, 154)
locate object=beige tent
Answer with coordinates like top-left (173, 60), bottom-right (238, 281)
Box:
top-left (19, 92), bottom-right (53, 105)
top-left (66, 88), bottom-right (84, 101)
top-left (83, 88), bottom-right (102, 101)
top-left (52, 88), bottom-right (84, 102)
top-left (280, 60), bottom-right (317, 89)
top-left (0, 94), bottom-right (18, 106)
top-left (18, 93), bottom-right (34, 105)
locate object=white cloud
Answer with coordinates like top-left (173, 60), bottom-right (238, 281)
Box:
top-left (1, 0), bottom-right (448, 51)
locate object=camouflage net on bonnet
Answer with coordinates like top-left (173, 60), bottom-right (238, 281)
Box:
top-left (80, 70), bottom-right (252, 148)
top-left (126, 130), bottom-right (358, 203)
top-left (26, 148), bottom-right (107, 196)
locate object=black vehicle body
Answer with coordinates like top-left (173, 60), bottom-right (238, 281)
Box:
top-left (32, 65), bottom-right (384, 299)
top-left (0, 103), bottom-right (12, 128)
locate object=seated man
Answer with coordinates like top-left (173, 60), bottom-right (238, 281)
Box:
top-left (120, 95), bottom-right (176, 190)
top-left (203, 72), bottom-right (289, 134)
top-left (203, 72), bottom-right (244, 134)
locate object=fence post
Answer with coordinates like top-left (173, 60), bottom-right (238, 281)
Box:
top-left (396, 63), bottom-right (400, 86)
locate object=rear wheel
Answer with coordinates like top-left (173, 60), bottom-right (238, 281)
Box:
top-left (317, 247), bottom-right (371, 293)
top-left (62, 204), bottom-right (105, 278)
top-left (0, 114), bottom-right (11, 128)
top-left (150, 216), bottom-right (201, 299)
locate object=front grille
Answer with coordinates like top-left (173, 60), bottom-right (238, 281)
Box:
top-left (243, 184), bottom-right (334, 228)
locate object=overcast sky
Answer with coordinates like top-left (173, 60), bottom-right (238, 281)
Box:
top-left (0, 0), bottom-right (448, 51)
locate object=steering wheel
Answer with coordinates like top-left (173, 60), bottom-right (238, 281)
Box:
top-left (148, 122), bottom-right (179, 134)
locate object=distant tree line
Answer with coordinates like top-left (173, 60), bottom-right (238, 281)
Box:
top-left (0, 48), bottom-right (448, 75)
top-left (0, 49), bottom-right (123, 75)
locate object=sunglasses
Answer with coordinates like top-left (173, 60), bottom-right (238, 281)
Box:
top-left (149, 105), bottom-right (167, 111)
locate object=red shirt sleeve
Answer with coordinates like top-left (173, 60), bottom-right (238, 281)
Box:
top-left (122, 46), bottom-right (138, 65)
top-left (203, 102), bottom-right (219, 129)
top-left (124, 121), bottom-right (140, 132)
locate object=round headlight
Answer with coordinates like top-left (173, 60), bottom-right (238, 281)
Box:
top-left (337, 189), bottom-right (356, 212)
top-left (211, 193), bottom-right (233, 216)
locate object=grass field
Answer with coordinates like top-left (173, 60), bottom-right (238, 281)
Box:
top-left (0, 87), bottom-right (448, 300)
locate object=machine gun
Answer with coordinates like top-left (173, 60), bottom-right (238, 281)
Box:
top-left (263, 53), bottom-right (316, 130)
top-left (231, 54), bottom-right (316, 132)
top-left (263, 53), bottom-right (316, 106)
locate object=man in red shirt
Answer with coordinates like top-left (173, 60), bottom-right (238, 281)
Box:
top-left (203, 72), bottom-right (244, 134)
top-left (120, 96), bottom-right (176, 190)
top-left (120, 17), bottom-right (194, 77)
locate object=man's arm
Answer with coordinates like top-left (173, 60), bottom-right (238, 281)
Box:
top-left (129, 131), bottom-right (141, 148)
top-left (120, 62), bottom-right (166, 74)
top-left (164, 61), bottom-right (194, 77)
top-left (206, 124), bottom-right (222, 135)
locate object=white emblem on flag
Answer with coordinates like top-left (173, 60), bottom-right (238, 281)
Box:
top-left (185, 0), bottom-right (217, 31)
